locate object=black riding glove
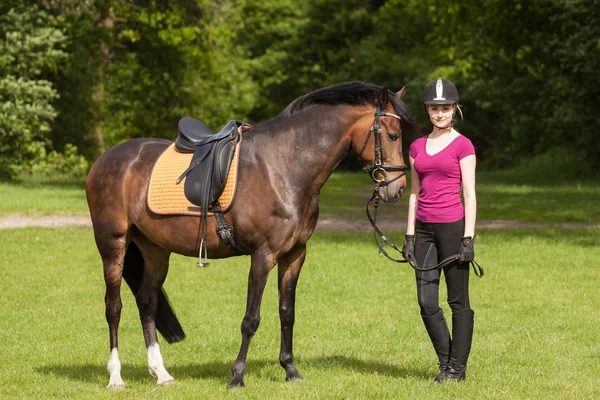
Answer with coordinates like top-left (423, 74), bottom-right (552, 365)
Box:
top-left (458, 236), bottom-right (475, 263)
top-left (402, 234), bottom-right (415, 261)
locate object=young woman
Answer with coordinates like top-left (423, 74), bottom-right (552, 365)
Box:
top-left (402, 78), bottom-right (477, 382)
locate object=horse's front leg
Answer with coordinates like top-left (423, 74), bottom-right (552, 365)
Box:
top-left (229, 251), bottom-right (276, 388)
top-left (278, 245), bottom-right (306, 381)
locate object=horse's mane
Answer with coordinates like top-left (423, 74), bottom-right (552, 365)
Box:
top-left (277, 81), bottom-right (418, 135)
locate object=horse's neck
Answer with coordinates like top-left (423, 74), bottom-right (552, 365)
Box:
top-left (246, 111), bottom-right (352, 195)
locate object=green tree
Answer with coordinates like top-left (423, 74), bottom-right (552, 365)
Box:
top-left (0, 4), bottom-right (69, 179)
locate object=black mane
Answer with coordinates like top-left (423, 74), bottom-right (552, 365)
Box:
top-left (279, 81), bottom-right (418, 135)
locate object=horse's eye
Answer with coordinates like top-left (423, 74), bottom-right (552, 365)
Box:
top-left (387, 133), bottom-right (399, 142)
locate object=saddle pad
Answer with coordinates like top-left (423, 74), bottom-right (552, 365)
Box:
top-left (147, 142), bottom-right (240, 216)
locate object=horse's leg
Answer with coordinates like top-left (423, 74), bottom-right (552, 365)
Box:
top-left (229, 251), bottom-right (277, 388)
top-left (132, 235), bottom-right (175, 385)
top-left (277, 245), bottom-right (306, 381)
top-left (96, 231), bottom-right (129, 390)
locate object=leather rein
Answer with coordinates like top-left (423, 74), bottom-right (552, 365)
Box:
top-left (361, 105), bottom-right (484, 278)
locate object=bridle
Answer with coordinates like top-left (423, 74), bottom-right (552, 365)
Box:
top-left (358, 103), bottom-right (408, 188)
top-left (359, 103), bottom-right (412, 265)
top-left (359, 103), bottom-right (484, 277)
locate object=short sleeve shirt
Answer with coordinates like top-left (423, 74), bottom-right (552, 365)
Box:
top-left (409, 135), bottom-right (475, 223)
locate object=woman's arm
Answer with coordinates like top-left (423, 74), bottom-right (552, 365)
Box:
top-left (406, 156), bottom-right (419, 235)
top-left (460, 154), bottom-right (477, 237)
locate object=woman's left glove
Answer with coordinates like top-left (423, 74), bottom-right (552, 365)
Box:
top-left (458, 236), bottom-right (475, 263)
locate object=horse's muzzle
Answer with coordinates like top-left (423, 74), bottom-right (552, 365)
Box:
top-left (379, 180), bottom-right (405, 203)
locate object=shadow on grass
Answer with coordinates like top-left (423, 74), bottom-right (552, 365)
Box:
top-left (36, 355), bottom-right (430, 384)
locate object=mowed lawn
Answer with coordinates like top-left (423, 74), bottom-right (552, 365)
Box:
top-left (0, 227), bottom-right (598, 399)
top-left (1, 170), bottom-right (599, 223)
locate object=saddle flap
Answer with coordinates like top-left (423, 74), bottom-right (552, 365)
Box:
top-left (183, 133), bottom-right (239, 208)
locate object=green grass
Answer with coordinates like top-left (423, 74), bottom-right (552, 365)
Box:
top-left (318, 171), bottom-right (374, 215)
top-left (476, 171), bottom-right (600, 222)
top-left (1, 168), bottom-right (599, 223)
top-left (1, 227), bottom-right (599, 399)
top-left (319, 170), bottom-right (600, 223)
top-left (0, 180), bottom-right (88, 216)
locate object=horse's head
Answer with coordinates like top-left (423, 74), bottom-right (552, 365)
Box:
top-left (353, 86), bottom-right (413, 203)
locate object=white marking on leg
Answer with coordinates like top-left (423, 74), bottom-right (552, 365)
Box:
top-left (147, 343), bottom-right (175, 385)
top-left (107, 348), bottom-right (125, 390)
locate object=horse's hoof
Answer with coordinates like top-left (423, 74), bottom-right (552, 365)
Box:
top-left (228, 378), bottom-right (245, 389)
top-left (158, 379), bottom-right (176, 386)
top-left (106, 383), bottom-right (126, 391)
top-left (285, 372), bottom-right (304, 382)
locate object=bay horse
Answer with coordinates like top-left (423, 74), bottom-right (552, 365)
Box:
top-left (86, 82), bottom-right (417, 389)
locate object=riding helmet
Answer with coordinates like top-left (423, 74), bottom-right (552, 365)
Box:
top-left (423, 78), bottom-right (459, 105)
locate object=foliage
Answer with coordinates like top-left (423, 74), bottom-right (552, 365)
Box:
top-left (1, 0), bottom-right (599, 180)
top-left (406, 0), bottom-right (600, 173)
top-left (27, 143), bottom-right (89, 182)
top-left (0, 5), bottom-right (68, 179)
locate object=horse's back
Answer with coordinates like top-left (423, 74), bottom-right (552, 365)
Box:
top-left (90, 137), bottom-right (170, 170)
top-left (88, 138), bottom-right (170, 183)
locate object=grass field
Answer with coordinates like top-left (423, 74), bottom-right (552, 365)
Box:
top-left (1, 227), bottom-right (599, 399)
top-left (0, 180), bottom-right (88, 216)
top-left (1, 169), bottom-right (599, 223)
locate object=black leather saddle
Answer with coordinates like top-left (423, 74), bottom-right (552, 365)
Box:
top-left (176, 117), bottom-right (231, 152)
top-left (175, 117), bottom-right (248, 211)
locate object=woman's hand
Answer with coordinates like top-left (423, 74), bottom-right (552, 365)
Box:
top-left (458, 236), bottom-right (475, 263)
top-left (402, 234), bottom-right (415, 261)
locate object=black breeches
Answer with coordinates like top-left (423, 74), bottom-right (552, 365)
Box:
top-left (415, 219), bottom-right (471, 316)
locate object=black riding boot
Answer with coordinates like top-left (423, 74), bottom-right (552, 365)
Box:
top-left (421, 309), bottom-right (451, 382)
top-left (442, 309), bottom-right (474, 382)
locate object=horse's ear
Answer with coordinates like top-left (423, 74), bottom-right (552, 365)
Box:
top-left (396, 85), bottom-right (408, 99)
top-left (378, 87), bottom-right (389, 106)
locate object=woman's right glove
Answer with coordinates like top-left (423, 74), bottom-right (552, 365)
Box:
top-left (402, 234), bottom-right (415, 262)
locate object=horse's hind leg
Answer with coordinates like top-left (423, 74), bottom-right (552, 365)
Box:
top-left (131, 233), bottom-right (175, 385)
top-left (277, 245), bottom-right (306, 382)
top-left (94, 229), bottom-right (129, 390)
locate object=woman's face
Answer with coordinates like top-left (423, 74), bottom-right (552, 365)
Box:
top-left (427, 104), bottom-right (456, 129)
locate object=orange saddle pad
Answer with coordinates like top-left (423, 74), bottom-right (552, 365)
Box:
top-left (147, 142), bottom-right (240, 216)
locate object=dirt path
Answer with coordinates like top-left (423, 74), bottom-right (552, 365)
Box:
top-left (0, 214), bottom-right (597, 231)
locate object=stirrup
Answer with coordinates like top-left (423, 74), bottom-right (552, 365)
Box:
top-left (197, 238), bottom-right (209, 267)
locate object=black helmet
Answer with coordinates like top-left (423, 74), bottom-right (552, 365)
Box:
top-left (422, 77), bottom-right (459, 105)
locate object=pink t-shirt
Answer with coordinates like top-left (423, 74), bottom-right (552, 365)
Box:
top-left (409, 135), bottom-right (475, 223)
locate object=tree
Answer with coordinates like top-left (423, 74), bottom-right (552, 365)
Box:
top-left (0, 4), bottom-right (69, 179)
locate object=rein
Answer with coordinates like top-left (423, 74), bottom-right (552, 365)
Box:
top-left (361, 105), bottom-right (484, 278)
top-left (365, 188), bottom-right (484, 277)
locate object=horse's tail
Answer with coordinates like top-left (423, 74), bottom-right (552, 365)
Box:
top-left (123, 241), bottom-right (186, 344)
